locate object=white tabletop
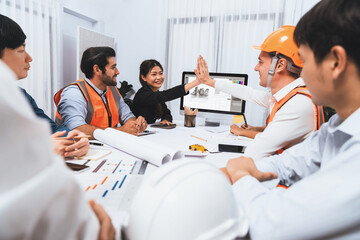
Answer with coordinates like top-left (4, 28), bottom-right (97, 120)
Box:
top-left (68, 124), bottom-right (252, 239)
top-left (142, 124), bottom-right (250, 169)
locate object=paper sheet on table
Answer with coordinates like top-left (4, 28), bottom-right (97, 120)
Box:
top-left (93, 128), bottom-right (183, 167)
top-left (78, 148), bottom-right (112, 160)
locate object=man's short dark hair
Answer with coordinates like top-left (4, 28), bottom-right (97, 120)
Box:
top-left (294, 0), bottom-right (360, 70)
top-left (0, 14), bottom-right (27, 57)
top-left (80, 47), bottom-right (116, 79)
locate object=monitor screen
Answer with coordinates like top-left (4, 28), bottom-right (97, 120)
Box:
top-left (180, 71), bottom-right (248, 115)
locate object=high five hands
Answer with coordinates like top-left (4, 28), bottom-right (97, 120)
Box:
top-left (194, 55), bottom-right (216, 87)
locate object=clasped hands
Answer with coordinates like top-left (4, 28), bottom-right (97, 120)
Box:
top-left (118, 116), bottom-right (147, 136)
top-left (221, 156), bottom-right (278, 184)
top-left (51, 129), bottom-right (89, 158)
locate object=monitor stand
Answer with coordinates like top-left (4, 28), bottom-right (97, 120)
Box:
top-left (205, 118), bottom-right (220, 127)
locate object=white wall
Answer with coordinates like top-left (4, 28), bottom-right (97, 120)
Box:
top-left (59, 0), bottom-right (165, 94)
top-left (61, 12), bottom-right (94, 86)
top-left (283, 0), bottom-right (320, 25)
top-left (58, 0), bottom-right (105, 29)
top-left (58, 0), bottom-right (105, 87)
top-left (102, 0), bottom-right (166, 95)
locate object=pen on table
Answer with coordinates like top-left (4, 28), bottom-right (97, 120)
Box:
top-left (89, 142), bottom-right (103, 146)
top-left (53, 135), bottom-right (91, 140)
top-left (190, 135), bottom-right (208, 142)
top-left (242, 113), bottom-right (248, 128)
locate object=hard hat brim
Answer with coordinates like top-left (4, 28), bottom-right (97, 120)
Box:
top-left (253, 45), bottom-right (261, 50)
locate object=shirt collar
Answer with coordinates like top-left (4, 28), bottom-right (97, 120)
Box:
top-left (272, 78), bottom-right (305, 102)
top-left (85, 78), bottom-right (108, 96)
top-left (327, 107), bottom-right (360, 136)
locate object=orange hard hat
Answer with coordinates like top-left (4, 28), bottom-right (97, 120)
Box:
top-left (253, 25), bottom-right (303, 68)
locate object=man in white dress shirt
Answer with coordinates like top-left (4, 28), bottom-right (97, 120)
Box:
top-left (197, 26), bottom-right (323, 160)
top-left (220, 0), bottom-right (360, 238)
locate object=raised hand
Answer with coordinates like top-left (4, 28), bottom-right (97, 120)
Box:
top-left (194, 55), bottom-right (215, 87)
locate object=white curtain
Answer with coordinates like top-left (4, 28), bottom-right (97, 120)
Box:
top-left (0, 0), bottom-right (61, 118)
top-left (162, 0), bottom-right (319, 125)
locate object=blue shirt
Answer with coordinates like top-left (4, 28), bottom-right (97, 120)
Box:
top-left (233, 108), bottom-right (360, 239)
top-left (57, 79), bottom-right (135, 130)
top-left (21, 88), bottom-right (69, 134)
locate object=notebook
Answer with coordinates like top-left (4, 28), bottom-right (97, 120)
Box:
top-left (78, 148), bottom-right (112, 161)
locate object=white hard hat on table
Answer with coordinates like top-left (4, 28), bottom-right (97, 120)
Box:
top-left (125, 159), bottom-right (249, 240)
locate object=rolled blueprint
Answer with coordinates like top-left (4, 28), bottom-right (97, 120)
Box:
top-left (93, 128), bottom-right (183, 166)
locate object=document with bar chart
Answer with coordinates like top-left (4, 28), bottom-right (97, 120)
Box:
top-left (74, 151), bottom-right (148, 212)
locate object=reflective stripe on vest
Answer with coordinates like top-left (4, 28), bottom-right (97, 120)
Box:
top-left (54, 79), bottom-right (122, 128)
top-left (266, 86), bottom-right (325, 154)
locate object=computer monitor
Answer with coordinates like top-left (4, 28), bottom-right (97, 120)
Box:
top-left (180, 71), bottom-right (248, 116)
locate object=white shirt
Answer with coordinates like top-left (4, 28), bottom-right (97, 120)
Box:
top-left (215, 78), bottom-right (316, 160)
top-left (233, 108), bottom-right (360, 239)
top-left (0, 61), bottom-right (99, 240)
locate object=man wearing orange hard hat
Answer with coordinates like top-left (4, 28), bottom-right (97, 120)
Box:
top-left (253, 25), bottom-right (303, 89)
top-left (196, 25), bottom-right (324, 160)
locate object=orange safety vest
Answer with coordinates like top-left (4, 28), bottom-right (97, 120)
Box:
top-left (54, 79), bottom-right (122, 128)
top-left (267, 86), bottom-right (325, 154)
